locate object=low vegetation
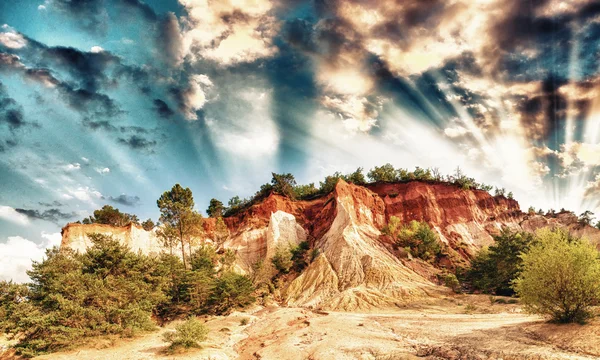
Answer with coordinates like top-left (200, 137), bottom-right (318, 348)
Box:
top-left (514, 228), bottom-right (600, 323)
top-left (464, 230), bottom-right (534, 296)
top-left (0, 234), bottom-right (254, 357)
top-left (382, 218), bottom-right (442, 262)
top-left (162, 318), bottom-right (208, 352)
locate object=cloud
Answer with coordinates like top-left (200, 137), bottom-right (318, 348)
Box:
top-left (444, 125), bottom-right (469, 138)
top-left (107, 194), bottom-right (140, 207)
top-left (153, 99), bottom-right (175, 118)
top-left (0, 233), bottom-right (62, 283)
top-left (585, 173), bottom-right (600, 199)
top-left (0, 205), bottom-right (30, 225)
top-left (0, 27), bottom-right (28, 49)
top-left (117, 135), bottom-right (157, 151)
top-left (38, 200), bottom-right (64, 207)
top-left (63, 186), bottom-right (103, 202)
top-left (179, 0), bottom-right (278, 66)
top-left (156, 12), bottom-right (184, 67)
top-left (171, 74), bottom-right (213, 120)
top-left (65, 162), bottom-right (81, 171)
top-left (0, 80), bottom-right (28, 132)
top-left (15, 207), bottom-right (77, 224)
top-left (95, 167), bottom-right (110, 174)
top-left (90, 45), bottom-right (104, 53)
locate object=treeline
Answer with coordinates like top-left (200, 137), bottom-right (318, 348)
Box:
top-left (213, 165), bottom-right (508, 217)
top-left (0, 234), bottom-right (253, 357)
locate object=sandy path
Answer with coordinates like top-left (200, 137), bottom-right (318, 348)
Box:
top-left (13, 298), bottom-right (600, 360)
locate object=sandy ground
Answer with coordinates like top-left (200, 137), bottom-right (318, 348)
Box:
top-left (2, 295), bottom-right (600, 360)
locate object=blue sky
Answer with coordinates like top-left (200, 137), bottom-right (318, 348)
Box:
top-left (1, 0), bottom-right (600, 281)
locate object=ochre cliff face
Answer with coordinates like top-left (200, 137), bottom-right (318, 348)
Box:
top-left (61, 180), bottom-right (600, 310)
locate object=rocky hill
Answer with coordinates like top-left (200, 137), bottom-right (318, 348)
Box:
top-left (61, 180), bottom-right (600, 310)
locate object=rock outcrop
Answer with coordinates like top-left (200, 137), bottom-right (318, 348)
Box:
top-left (61, 179), bottom-right (600, 310)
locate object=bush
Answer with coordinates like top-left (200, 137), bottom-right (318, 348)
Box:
top-left (513, 228), bottom-right (600, 323)
top-left (466, 230), bottom-right (533, 295)
top-left (438, 273), bottom-right (461, 293)
top-left (394, 220), bottom-right (441, 261)
top-left (271, 245), bottom-right (294, 274)
top-left (209, 272), bottom-right (255, 314)
top-left (163, 318), bottom-right (208, 349)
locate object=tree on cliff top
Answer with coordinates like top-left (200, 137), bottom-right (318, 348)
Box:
top-left (206, 198), bottom-right (225, 218)
top-left (82, 205), bottom-right (139, 227)
top-left (157, 184), bottom-right (203, 269)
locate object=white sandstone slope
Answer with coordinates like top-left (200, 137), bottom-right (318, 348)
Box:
top-left (285, 181), bottom-right (439, 310)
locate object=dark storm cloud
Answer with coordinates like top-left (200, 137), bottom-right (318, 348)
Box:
top-left (42, 46), bottom-right (120, 92)
top-left (0, 81), bottom-right (29, 132)
top-left (107, 194), bottom-right (141, 207)
top-left (153, 99), bottom-right (175, 118)
top-left (1, 47), bottom-right (124, 118)
top-left (117, 135), bottom-right (157, 151)
top-left (15, 207), bottom-right (77, 224)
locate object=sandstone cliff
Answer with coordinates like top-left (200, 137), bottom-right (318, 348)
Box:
top-left (60, 180), bottom-right (600, 310)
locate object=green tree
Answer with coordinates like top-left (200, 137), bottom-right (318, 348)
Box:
top-left (213, 217), bottom-right (229, 246)
top-left (466, 230), bottom-right (534, 295)
top-left (82, 205), bottom-right (140, 226)
top-left (141, 218), bottom-right (155, 231)
top-left (293, 183), bottom-right (319, 199)
top-left (319, 172), bottom-right (344, 194)
top-left (513, 228), bottom-right (600, 323)
top-left (157, 184), bottom-right (201, 269)
top-left (209, 272), bottom-right (254, 314)
top-left (206, 198), bottom-right (225, 218)
top-left (346, 167), bottom-right (366, 184)
top-left (386, 220), bottom-right (441, 261)
top-left (579, 210), bottom-right (595, 226)
top-left (271, 173), bottom-right (297, 198)
top-left (367, 163), bottom-right (397, 182)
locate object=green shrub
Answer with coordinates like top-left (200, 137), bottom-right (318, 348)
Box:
top-left (163, 318), bottom-right (208, 349)
top-left (513, 228), bottom-right (600, 323)
top-left (438, 273), bottom-right (461, 293)
top-left (271, 245), bottom-right (293, 274)
top-left (466, 229), bottom-right (533, 295)
top-left (209, 272), bottom-right (255, 314)
top-left (394, 220), bottom-right (441, 261)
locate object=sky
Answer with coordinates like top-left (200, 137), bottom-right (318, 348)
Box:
top-left (1, 0), bottom-right (600, 281)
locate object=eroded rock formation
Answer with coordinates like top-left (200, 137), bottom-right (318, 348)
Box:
top-left (61, 180), bottom-right (600, 310)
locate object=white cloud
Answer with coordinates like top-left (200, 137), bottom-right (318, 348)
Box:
top-left (206, 88), bottom-right (279, 158)
top-left (444, 126), bottom-right (469, 138)
top-left (0, 28), bottom-right (27, 49)
top-left (81, 157), bottom-right (89, 162)
top-left (95, 167), bottom-right (110, 174)
top-left (0, 233), bottom-right (61, 283)
top-left (65, 163), bottom-right (81, 171)
top-left (63, 186), bottom-right (102, 202)
top-left (181, 74), bottom-right (213, 120)
top-left (90, 45), bottom-right (104, 53)
top-left (38, 4), bottom-right (46, 10)
top-left (179, 0), bottom-right (278, 66)
top-left (0, 206), bottom-right (30, 226)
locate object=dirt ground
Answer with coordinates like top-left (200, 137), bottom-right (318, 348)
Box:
top-left (3, 295), bottom-right (600, 360)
